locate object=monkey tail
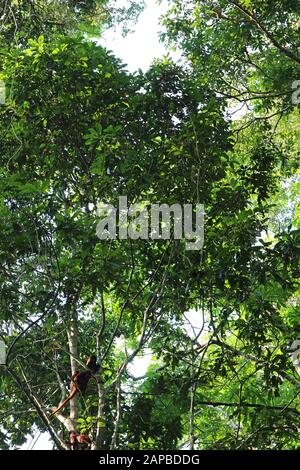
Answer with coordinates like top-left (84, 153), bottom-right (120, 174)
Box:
top-left (51, 390), bottom-right (77, 416)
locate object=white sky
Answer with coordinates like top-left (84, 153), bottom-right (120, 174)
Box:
top-left (100, 0), bottom-right (170, 72)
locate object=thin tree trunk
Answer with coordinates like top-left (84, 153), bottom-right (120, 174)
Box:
top-left (94, 380), bottom-right (106, 450)
top-left (110, 377), bottom-right (121, 450)
top-left (67, 313), bottom-right (79, 420)
top-left (189, 351), bottom-right (196, 450)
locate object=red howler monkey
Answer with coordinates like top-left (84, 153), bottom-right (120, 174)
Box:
top-left (69, 431), bottom-right (92, 450)
top-left (51, 355), bottom-right (100, 416)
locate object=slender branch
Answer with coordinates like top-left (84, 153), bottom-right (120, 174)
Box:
top-left (6, 235), bottom-right (62, 364)
top-left (101, 244), bottom-right (135, 362)
top-left (96, 290), bottom-right (106, 357)
top-left (189, 353), bottom-right (196, 450)
top-left (7, 365), bottom-right (67, 450)
top-left (54, 351), bottom-right (67, 403)
top-left (107, 245), bottom-right (175, 391)
top-left (229, 0), bottom-right (300, 65)
top-left (215, 340), bottom-right (300, 390)
top-left (110, 376), bottom-right (121, 450)
top-left (125, 365), bottom-right (167, 381)
top-left (94, 380), bottom-right (105, 450)
top-left (194, 401), bottom-right (300, 415)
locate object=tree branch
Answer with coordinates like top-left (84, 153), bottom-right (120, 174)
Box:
top-left (230, 0), bottom-right (300, 65)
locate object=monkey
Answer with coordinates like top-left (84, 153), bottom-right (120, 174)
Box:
top-left (51, 355), bottom-right (100, 416)
top-left (85, 355), bottom-right (100, 374)
top-left (69, 431), bottom-right (92, 451)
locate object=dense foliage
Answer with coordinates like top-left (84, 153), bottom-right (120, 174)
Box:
top-left (0, 0), bottom-right (299, 450)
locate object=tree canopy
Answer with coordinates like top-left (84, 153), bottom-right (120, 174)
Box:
top-left (0, 0), bottom-right (299, 451)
